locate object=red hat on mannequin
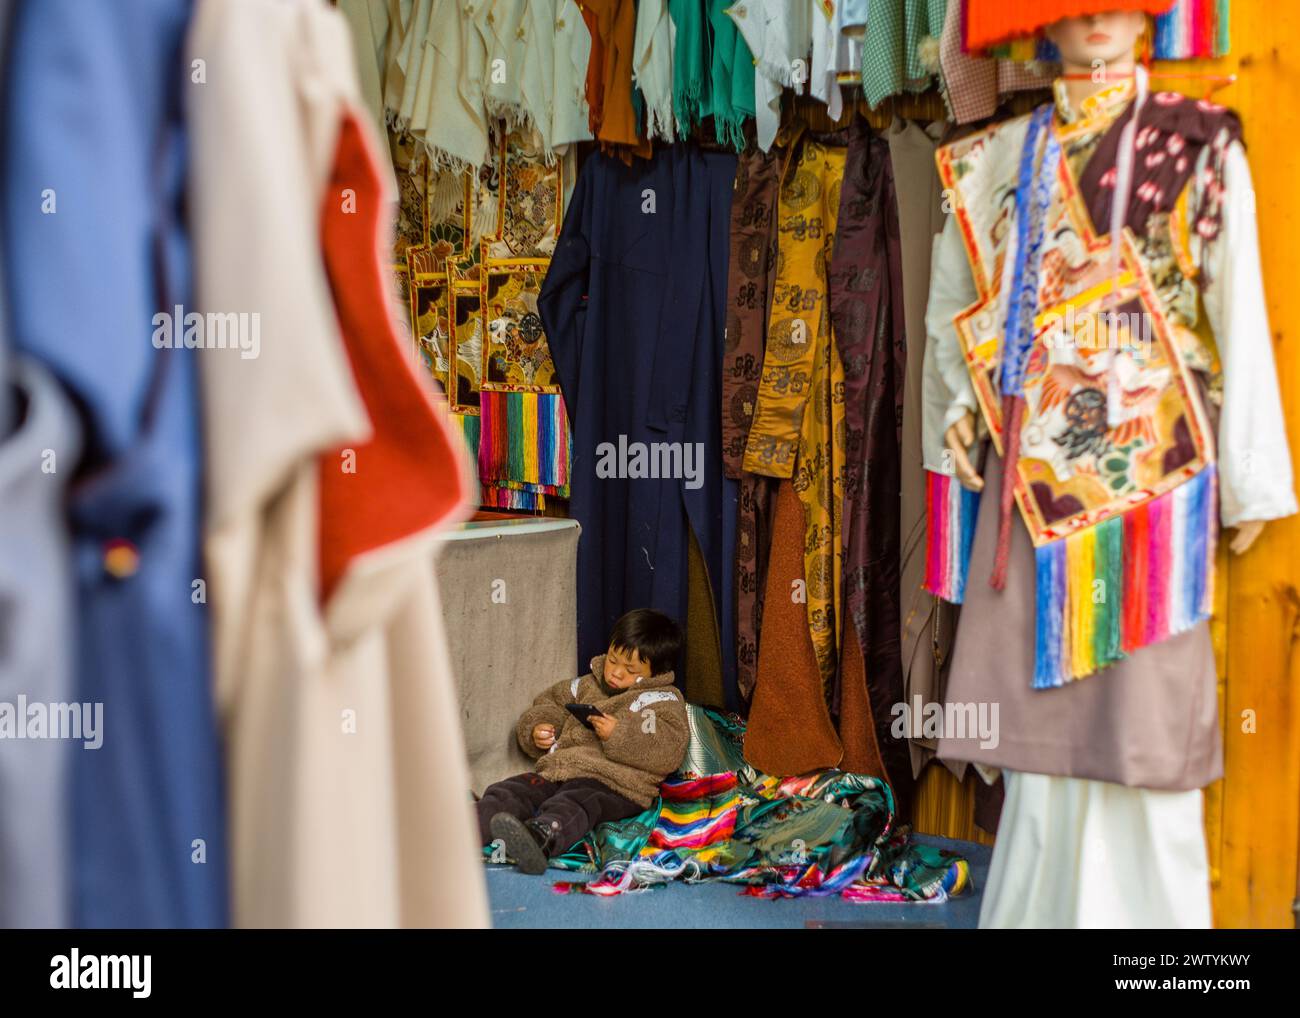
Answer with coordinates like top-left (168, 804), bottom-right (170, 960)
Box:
top-left (964, 0), bottom-right (1178, 51)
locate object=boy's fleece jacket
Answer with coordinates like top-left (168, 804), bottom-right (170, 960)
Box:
top-left (515, 655), bottom-right (689, 807)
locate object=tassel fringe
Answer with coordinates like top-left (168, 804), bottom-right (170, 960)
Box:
top-left (1032, 465), bottom-right (1217, 689)
top-left (478, 390), bottom-right (571, 497)
top-left (924, 470), bottom-right (981, 604)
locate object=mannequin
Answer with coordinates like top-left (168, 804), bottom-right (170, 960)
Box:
top-left (942, 13), bottom-right (1267, 554)
top-left (921, 10), bottom-right (1296, 927)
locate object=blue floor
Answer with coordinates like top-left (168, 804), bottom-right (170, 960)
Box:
top-left (488, 834), bottom-right (990, 929)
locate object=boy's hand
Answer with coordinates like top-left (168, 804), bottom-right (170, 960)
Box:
top-left (532, 724), bottom-right (557, 750)
top-left (590, 712), bottom-right (616, 741)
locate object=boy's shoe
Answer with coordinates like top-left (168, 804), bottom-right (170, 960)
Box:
top-left (489, 813), bottom-right (552, 875)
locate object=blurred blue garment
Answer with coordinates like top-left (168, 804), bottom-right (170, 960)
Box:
top-left (0, 357), bottom-right (81, 929)
top-left (1, 0), bottom-right (228, 927)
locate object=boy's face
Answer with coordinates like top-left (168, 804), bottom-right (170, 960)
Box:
top-left (604, 645), bottom-right (653, 689)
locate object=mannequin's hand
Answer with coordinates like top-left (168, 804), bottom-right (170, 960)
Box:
top-left (1229, 520), bottom-right (1266, 555)
top-left (944, 410), bottom-right (984, 492)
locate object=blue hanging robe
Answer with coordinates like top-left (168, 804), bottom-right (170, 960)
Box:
top-left (540, 145), bottom-right (738, 705)
top-left (0, 0), bottom-right (82, 923)
top-left (1, 0), bottom-right (228, 926)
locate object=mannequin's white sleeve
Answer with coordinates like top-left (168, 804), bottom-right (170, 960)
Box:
top-left (921, 213), bottom-right (981, 473)
top-left (1201, 142), bottom-right (1298, 527)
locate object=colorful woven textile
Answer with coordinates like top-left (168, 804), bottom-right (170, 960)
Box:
top-left (482, 706), bottom-right (972, 904)
top-left (477, 389), bottom-right (571, 499)
top-left (1153, 0), bottom-right (1230, 59)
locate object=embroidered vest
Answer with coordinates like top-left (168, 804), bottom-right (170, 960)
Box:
top-left (926, 88), bottom-right (1242, 688)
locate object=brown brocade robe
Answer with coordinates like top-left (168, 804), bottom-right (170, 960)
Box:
top-left (828, 117), bottom-right (912, 811)
top-left (733, 121), bottom-right (912, 807)
top-left (723, 143), bottom-right (785, 702)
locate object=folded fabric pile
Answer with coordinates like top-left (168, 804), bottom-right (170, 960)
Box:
top-left (486, 706), bottom-right (970, 903)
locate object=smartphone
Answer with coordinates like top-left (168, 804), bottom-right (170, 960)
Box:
top-left (564, 702), bottom-right (605, 730)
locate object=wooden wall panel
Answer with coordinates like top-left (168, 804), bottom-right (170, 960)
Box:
top-left (1206, 0), bottom-right (1300, 931)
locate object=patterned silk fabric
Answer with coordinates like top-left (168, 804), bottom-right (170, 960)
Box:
top-left (723, 146), bottom-right (784, 477)
top-left (723, 144), bottom-right (785, 701)
top-left (743, 133), bottom-right (848, 696)
top-left (829, 118), bottom-right (911, 795)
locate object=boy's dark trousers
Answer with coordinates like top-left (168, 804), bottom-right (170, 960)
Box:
top-left (476, 773), bottom-right (644, 853)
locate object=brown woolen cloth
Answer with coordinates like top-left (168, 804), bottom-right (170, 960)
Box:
top-left (742, 480), bottom-right (844, 774)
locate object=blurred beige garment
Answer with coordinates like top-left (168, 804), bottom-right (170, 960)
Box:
top-left (888, 118), bottom-right (959, 780)
top-left (187, 0), bottom-right (488, 928)
top-left (337, 0), bottom-right (397, 169)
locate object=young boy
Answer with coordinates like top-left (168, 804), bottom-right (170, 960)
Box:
top-left (479, 609), bottom-right (689, 874)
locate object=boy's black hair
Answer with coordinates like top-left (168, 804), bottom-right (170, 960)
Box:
top-left (607, 609), bottom-right (682, 676)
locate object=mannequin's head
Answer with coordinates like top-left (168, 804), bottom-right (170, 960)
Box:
top-left (1045, 11), bottom-right (1145, 71)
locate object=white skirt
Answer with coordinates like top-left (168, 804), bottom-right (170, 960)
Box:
top-left (979, 770), bottom-right (1213, 929)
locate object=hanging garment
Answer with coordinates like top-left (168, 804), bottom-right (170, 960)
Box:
top-left (188, 0), bottom-right (487, 928)
top-left (742, 129), bottom-right (853, 776)
top-left (887, 118), bottom-right (954, 780)
top-left (385, 0), bottom-right (490, 172)
top-left (583, 0), bottom-right (647, 155)
top-left (705, 0), bottom-right (757, 152)
top-left (337, 0), bottom-right (397, 178)
top-left (0, 357), bottom-right (81, 929)
top-left (721, 144), bottom-right (786, 702)
top-left (728, 0), bottom-right (812, 153)
top-left (3, 0), bottom-right (229, 927)
top-left (477, 0), bottom-right (530, 130)
top-left (743, 480), bottom-right (845, 775)
top-left (810, 0), bottom-right (844, 121)
top-left (743, 131), bottom-right (847, 696)
top-left (633, 0), bottom-right (676, 142)
top-left (859, 0), bottom-right (946, 109)
top-left (539, 144), bottom-right (737, 693)
top-left (668, 0), bottom-right (758, 147)
top-left (519, 0), bottom-right (558, 151)
top-left (841, 0), bottom-right (870, 33)
top-left (923, 79), bottom-right (1295, 784)
top-left (668, 0), bottom-right (708, 138)
top-left (684, 528), bottom-right (726, 708)
top-left (829, 118), bottom-right (912, 804)
top-left (936, 0), bottom-right (1055, 126)
top-left (979, 771), bottom-right (1212, 928)
top-left (552, 1), bottom-right (595, 149)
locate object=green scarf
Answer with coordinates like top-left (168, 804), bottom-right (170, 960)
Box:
top-left (707, 0), bottom-right (755, 151)
top-left (670, 0), bottom-right (756, 152)
top-left (669, 0), bottom-right (707, 138)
